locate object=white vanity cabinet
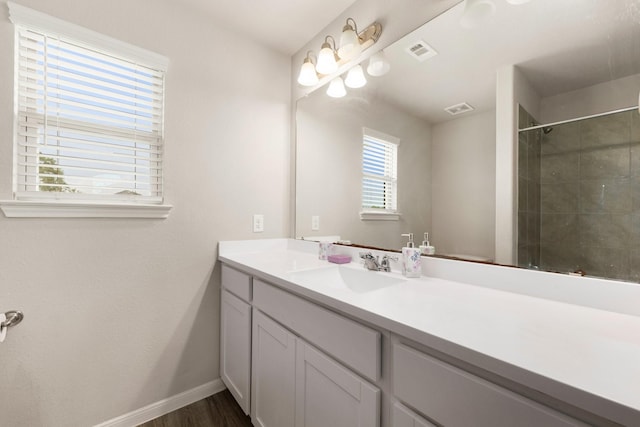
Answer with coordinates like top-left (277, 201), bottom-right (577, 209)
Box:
top-left (393, 402), bottom-right (436, 427)
top-left (295, 339), bottom-right (379, 427)
top-left (220, 265), bottom-right (252, 415)
top-left (219, 241), bottom-right (640, 427)
top-left (251, 310), bottom-right (380, 427)
top-left (251, 278), bottom-right (381, 427)
top-left (392, 343), bottom-right (588, 427)
top-left (251, 310), bottom-right (296, 427)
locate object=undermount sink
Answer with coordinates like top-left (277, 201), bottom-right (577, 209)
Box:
top-left (288, 265), bottom-right (406, 293)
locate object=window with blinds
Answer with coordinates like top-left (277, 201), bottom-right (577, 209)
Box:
top-left (361, 129), bottom-right (398, 213)
top-left (13, 23), bottom-right (166, 203)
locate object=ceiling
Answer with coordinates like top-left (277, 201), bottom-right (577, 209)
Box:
top-left (360, 0), bottom-right (640, 123)
top-left (176, 0), bottom-right (357, 55)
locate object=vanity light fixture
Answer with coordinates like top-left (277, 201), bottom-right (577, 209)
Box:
top-left (326, 77), bottom-right (347, 98)
top-left (296, 19), bottom-right (382, 87)
top-left (316, 36), bottom-right (339, 75)
top-left (345, 64), bottom-right (367, 88)
top-left (338, 18), bottom-right (362, 60)
top-left (366, 50), bottom-right (391, 77)
top-left (297, 51), bottom-right (319, 86)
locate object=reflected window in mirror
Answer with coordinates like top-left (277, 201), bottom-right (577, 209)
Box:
top-left (361, 128), bottom-right (399, 218)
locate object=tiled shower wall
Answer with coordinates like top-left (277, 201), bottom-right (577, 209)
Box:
top-left (518, 107), bottom-right (640, 282)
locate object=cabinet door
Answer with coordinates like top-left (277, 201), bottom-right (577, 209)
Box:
top-left (295, 339), bottom-right (380, 427)
top-left (220, 290), bottom-right (251, 414)
top-left (393, 402), bottom-right (437, 427)
top-left (252, 310), bottom-right (296, 427)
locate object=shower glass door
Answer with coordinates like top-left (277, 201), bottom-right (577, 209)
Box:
top-left (518, 106), bottom-right (640, 282)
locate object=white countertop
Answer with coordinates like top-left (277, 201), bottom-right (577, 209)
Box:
top-left (218, 238), bottom-right (640, 426)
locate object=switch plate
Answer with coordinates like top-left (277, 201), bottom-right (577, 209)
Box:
top-left (311, 215), bottom-right (320, 231)
top-left (253, 214), bottom-right (264, 233)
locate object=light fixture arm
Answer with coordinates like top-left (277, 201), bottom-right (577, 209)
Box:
top-left (303, 50), bottom-right (316, 64)
top-left (344, 18), bottom-right (359, 37)
top-left (321, 35), bottom-right (337, 51)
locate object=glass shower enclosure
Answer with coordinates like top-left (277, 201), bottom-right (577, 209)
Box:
top-left (518, 106), bottom-right (640, 282)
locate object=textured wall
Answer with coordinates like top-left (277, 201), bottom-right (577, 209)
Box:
top-left (0, 0), bottom-right (290, 425)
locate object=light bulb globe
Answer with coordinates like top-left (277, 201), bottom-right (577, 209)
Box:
top-left (316, 44), bottom-right (338, 75)
top-left (338, 27), bottom-right (361, 60)
top-left (297, 61), bottom-right (319, 86)
top-left (345, 65), bottom-right (367, 88)
top-left (326, 77), bottom-right (347, 98)
top-left (366, 51), bottom-right (390, 77)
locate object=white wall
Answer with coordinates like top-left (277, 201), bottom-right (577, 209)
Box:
top-left (0, 1), bottom-right (290, 425)
top-left (432, 110), bottom-right (496, 260)
top-left (296, 91), bottom-right (431, 250)
top-left (540, 73), bottom-right (640, 123)
top-left (495, 65), bottom-right (541, 264)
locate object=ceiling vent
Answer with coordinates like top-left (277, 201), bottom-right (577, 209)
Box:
top-left (445, 102), bottom-right (475, 115)
top-left (405, 40), bottom-right (438, 62)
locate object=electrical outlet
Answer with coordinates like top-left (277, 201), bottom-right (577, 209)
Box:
top-left (253, 214), bottom-right (264, 233)
top-left (311, 215), bottom-right (320, 231)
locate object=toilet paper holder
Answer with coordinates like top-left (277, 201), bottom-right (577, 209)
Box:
top-left (1, 311), bottom-right (24, 329)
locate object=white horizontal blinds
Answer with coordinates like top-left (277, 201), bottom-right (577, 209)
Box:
top-left (362, 132), bottom-right (398, 211)
top-left (15, 27), bottom-right (165, 201)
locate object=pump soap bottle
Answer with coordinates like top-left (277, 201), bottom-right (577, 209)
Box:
top-left (401, 233), bottom-right (421, 278)
top-left (419, 232), bottom-right (436, 255)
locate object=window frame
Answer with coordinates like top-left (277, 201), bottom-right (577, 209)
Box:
top-left (0, 2), bottom-right (171, 219)
top-left (360, 127), bottom-right (401, 221)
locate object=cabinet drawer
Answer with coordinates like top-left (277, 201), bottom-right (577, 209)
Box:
top-left (222, 264), bottom-right (252, 301)
top-left (393, 343), bottom-right (586, 427)
top-left (253, 279), bottom-right (381, 382)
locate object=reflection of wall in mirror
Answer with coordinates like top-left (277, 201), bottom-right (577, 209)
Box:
top-left (540, 73), bottom-right (640, 124)
top-left (296, 92), bottom-right (431, 250)
top-left (432, 110), bottom-right (496, 261)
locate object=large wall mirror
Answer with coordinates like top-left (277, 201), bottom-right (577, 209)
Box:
top-left (295, 0), bottom-right (640, 283)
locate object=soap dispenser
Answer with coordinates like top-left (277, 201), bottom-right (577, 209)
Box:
top-left (401, 233), bottom-right (421, 278)
top-left (419, 232), bottom-right (436, 255)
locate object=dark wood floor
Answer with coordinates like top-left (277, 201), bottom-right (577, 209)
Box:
top-left (138, 389), bottom-right (253, 427)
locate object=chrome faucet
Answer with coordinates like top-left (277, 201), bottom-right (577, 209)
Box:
top-left (380, 254), bottom-right (399, 272)
top-left (360, 252), bottom-right (398, 272)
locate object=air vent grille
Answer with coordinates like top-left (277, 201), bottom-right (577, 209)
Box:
top-left (444, 102), bottom-right (475, 115)
top-left (405, 40), bottom-right (438, 62)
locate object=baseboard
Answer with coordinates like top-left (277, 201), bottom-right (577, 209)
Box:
top-left (95, 378), bottom-right (226, 427)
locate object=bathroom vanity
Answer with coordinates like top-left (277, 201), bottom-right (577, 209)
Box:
top-left (218, 239), bottom-right (640, 427)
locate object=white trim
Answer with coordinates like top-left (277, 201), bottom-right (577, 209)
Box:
top-left (360, 210), bottom-right (401, 221)
top-left (7, 2), bottom-right (168, 70)
top-left (94, 379), bottom-right (226, 427)
top-left (363, 127), bottom-right (400, 145)
top-left (0, 200), bottom-right (173, 219)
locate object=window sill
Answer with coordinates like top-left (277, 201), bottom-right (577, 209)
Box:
top-left (359, 210), bottom-right (401, 221)
top-left (0, 200), bottom-right (173, 219)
